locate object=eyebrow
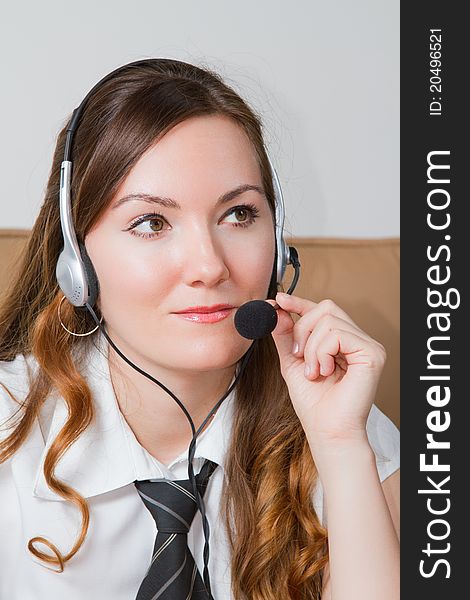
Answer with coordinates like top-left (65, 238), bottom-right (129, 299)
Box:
top-left (112, 183), bottom-right (266, 211)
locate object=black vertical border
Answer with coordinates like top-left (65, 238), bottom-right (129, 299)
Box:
top-left (401, 3), bottom-right (466, 597)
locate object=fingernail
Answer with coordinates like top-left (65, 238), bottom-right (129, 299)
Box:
top-left (292, 342), bottom-right (299, 355)
top-left (304, 364), bottom-right (312, 377)
top-left (277, 292), bottom-right (289, 298)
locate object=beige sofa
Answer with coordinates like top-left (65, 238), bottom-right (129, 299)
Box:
top-left (0, 230), bottom-right (400, 428)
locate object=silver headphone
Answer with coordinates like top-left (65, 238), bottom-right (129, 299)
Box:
top-left (56, 60), bottom-right (298, 308)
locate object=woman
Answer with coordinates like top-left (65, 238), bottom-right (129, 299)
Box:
top-left (0, 58), bottom-right (399, 599)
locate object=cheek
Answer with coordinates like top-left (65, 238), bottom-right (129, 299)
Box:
top-left (234, 231), bottom-right (276, 289)
top-left (87, 235), bottom-right (173, 309)
top-left (101, 259), bottom-right (165, 298)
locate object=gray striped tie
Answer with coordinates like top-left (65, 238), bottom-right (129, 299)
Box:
top-left (134, 459), bottom-right (218, 599)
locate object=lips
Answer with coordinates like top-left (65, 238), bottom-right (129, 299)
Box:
top-left (172, 303), bottom-right (236, 324)
top-left (174, 304), bottom-right (234, 314)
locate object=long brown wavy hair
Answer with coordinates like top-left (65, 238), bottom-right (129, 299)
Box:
top-left (0, 58), bottom-right (328, 599)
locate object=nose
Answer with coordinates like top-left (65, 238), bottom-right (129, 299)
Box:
top-left (181, 226), bottom-right (230, 288)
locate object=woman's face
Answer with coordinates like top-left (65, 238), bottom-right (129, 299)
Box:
top-left (86, 114), bottom-right (276, 373)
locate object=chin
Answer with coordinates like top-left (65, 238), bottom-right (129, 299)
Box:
top-left (167, 338), bottom-right (248, 371)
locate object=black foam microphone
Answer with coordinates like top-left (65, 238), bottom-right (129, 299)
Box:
top-left (234, 300), bottom-right (279, 340)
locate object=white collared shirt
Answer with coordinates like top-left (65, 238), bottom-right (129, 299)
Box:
top-left (0, 333), bottom-right (400, 599)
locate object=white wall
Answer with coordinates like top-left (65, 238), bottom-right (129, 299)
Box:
top-left (0, 0), bottom-right (398, 238)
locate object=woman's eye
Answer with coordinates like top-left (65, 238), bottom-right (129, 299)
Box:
top-left (126, 214), bottom-right (168, 239)
top-left (223, 204), bottom-right (260, 228)
top-left (125, 203), bottom-right (260, 240)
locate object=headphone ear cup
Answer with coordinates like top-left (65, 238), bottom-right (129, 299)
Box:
top-left (276, 236), bottom-right (288, 286)
top-left (78, 241), bottom-right (100, 309)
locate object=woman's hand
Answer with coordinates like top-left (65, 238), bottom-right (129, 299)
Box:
top-left (268, 292), bottom-right (387, 447)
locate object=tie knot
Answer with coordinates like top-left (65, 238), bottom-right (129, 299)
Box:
top-left (134, 459), bottom-right (218, 534)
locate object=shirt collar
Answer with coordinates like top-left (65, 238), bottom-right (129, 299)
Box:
top-left (32, 332), bottom-right (237, 502)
